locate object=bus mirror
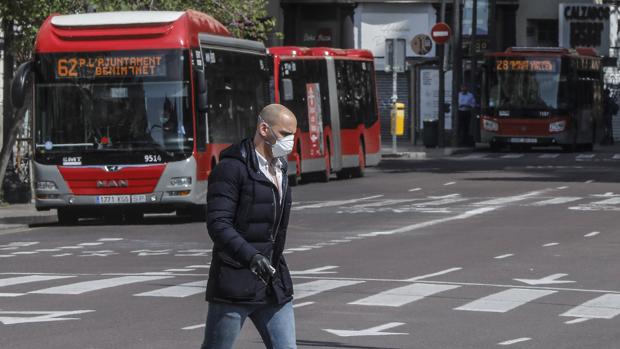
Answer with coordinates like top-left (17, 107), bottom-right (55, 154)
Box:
top-left (194, 69), bottom-right (208, 112)
top-left (194, 69), bottom-right (207, 94)
top-left (11, 61), bottom-right (33, 109)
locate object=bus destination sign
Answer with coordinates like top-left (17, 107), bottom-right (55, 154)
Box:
top-left (55, 54), bottom-right (166, 79)
top-left (495, 59), bottom-right (557, 73)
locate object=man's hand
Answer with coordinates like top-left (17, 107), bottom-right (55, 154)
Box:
top-left (250, 254), bottom-right (276, 284)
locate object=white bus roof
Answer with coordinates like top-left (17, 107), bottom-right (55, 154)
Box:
top-left (51, 11), bottom-right (185, 27)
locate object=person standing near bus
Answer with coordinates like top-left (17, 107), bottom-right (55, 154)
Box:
top-left (458, 84), bottom-right (476, 146)
top-left (201, 104), bottom-right (298, 349)
top-left (603, 88), bottom-right (618, 145)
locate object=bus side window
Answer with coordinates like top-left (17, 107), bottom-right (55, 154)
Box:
top-left (282, 79), bottom-right (294, 101)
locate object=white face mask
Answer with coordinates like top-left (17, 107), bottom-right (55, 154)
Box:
top-left (262, 119), bottom-right (294, 158)
top-left (271, 134), bottom-right (294, 158)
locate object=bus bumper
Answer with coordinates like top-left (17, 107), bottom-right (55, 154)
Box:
top-left (33, 158), bottom-right (206, 212)
top-left (481, 130), bottom-right (573, 146)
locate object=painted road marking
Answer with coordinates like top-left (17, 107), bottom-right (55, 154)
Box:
top-left (576, 154), bottom-right (596, 159)
top-left (584, 231), bottom-right (600, 238)
top-left (135, 280), bottom-right (206, 298)
top-left (97, 238), bottom-right (123, 241)
top-left (543, 242), bottom-right (559, 247)
top-left (444, 182), bottom-right (456, 186)
top-left (405, 267), bottom-right (462, 282)
top-left (291, 266), bottom-right (339, 275)
top-left (459, 154), bottom-right (488, 160)
top-left (561, 294), bottom-right (620, 319)
top-left (501, 154), bottom-right (523, 159)
top-left (292, 195), bottom-right (383, 210)
top-left (294, 280), bottom-right (364, 300)
top-left (408, 188), bottom-right (421, 192)
top-left (182, 323), bottom-right (205, 330)
top-left (539, 154), bottom-right (560, 159)
top-left (348, 199), bottom-right (419, 209)
top-left (30, 275), bottom-right (173, 295)
top-left (455, 288), bottom-right (556, 313)
top-left (349, 283), bottom-right (460, 307)
top-left (565, 317), bottom-right (589, 324)
top-left (494, 254), bottom-right (514, 259)
top-left (529, 197), bottom-right (581, 206)
top-left (591, 197), bottom-right (620, 205)
top-left (498, 337), bottom-right (532, 346)
top-left (324, 322), bottom-right (408, 337)
top-left (360, 207), bottom-right (497, 237)
top-left (78, 242), bottom-right (103, 246)
top-left (514, 273), bottom-right (574, 286)
top-left (473, 190), bottom-right (547, 206)
top-left (0, 275), bottom-right (75, 288)
top-left (413, 198), bottom-right (468, 207)
top-left (293, 301), bottom-right (315, 308)
top-left (0, 310), bottom-right (95, 325)
top-left (585, 180), bottom-right (595, 183)
top-left (0, 293), bottom-right (24, 297)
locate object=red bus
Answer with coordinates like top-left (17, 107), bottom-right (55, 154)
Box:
top-left (11, 10), bottom-right (272, 223)
top-left (269, 46), bottom-right (381, 183)
top-left (480, 47), bottom-right (603, 151)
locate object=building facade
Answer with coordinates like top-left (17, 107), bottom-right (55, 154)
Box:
top-left (280, 0), bottom-right (518, 144)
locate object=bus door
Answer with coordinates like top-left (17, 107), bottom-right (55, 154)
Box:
top-left (325, 56), bottom-right (343, 171)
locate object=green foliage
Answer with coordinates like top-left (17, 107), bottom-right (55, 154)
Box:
top-left (0, 0), bottom-right (277, 63)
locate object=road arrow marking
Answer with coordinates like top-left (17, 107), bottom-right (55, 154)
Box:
top-left (324, 322), bottom-right (408, 337)
top-left (514, 273), bottom-right (575, 286)
top-left (0, 310), bottom-right (94, 325)
top-left (290, 266), bottom-right (338, 275)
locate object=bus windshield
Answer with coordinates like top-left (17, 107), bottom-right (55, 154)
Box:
top-left (485, 57), bottom-right (564, 111)
top-left (34, 49), bottom-right (192, 165)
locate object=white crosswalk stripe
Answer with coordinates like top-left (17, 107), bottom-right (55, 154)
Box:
top-left (134, 280), bottom-right (206, 298)
top-left (30, 275), bottom-right (174, 295)
top-left (561, 294), bottom-right (620, 319)
top-left (455, 288), bottom-right (556, 313)
top-left (0, 275), bottom-right (75, 288)
top-left (591, 197), bottom-right (620, 205)
top-left (348, 283), bottom-right (459, 307)
top-left (294, 280), bottom-right (364, 300)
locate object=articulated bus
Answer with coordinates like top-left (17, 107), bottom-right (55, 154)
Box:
top-left (12, 10), bottom-right (272, 223)
top-left (480, 47), bottom-right (603, 151)
top-left (269, 46), bottom-right (381, 183)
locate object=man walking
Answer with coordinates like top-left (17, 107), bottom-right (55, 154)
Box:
top-left (458, 84), bottom-right (476, 146)
top-left (201, 104), bottom-right (298, 349)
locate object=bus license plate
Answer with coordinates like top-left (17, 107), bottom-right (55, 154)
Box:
top-left (131, 194), bottom-right (147, 203)
top-left (510, 138), bottom-right (537, 144)
top-left (96, 195), bottom-right (131, 204)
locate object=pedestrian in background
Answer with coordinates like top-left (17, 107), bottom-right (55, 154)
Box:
top-left (603, 88), bottom-right (618, 145)
top-left (201, 104), bottom-right (298, 349)
top-left (458, 84), bottom-right (476, 146)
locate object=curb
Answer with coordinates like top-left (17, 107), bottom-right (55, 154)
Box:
top-left (381, 146), bottom-right (477, 159)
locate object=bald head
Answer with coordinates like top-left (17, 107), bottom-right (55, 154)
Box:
top-left (254, 104), bottom-right (298, 160)
top-left (258, 104), bottom-right (296, 126)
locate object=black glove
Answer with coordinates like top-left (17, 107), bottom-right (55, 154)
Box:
top-left (250, 254), bottom-right (275, 284)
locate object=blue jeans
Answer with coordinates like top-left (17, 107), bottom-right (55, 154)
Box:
top-left (200, 300), bottom-right (296, 349)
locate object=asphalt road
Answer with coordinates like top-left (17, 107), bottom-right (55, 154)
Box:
top-left (1, 148), bottom-right (620, 349)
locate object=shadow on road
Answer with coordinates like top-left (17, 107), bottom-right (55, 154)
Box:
top-left (296, 340), bottom-right (399, 349)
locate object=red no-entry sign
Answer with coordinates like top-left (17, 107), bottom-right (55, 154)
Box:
top-left (431, 22), bottom-right (452, 44)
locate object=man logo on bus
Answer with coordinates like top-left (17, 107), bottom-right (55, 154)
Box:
top-left (96, 180), bottom-right (129, 188)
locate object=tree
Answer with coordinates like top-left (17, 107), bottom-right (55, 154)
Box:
top-left (0, 0), bottom-right (277, 200)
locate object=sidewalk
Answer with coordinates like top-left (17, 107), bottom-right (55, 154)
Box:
top-left (0, 203), bottom-right (56, 229)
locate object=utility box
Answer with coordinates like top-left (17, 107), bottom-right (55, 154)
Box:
top-left (391, 102), bottom-right (405, 136)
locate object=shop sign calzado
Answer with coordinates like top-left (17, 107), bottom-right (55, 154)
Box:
top-left (559, 4), bottom-right (611, 55)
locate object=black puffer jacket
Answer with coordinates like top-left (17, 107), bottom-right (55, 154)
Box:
top-left (205, 138), bottom-right (293, 305)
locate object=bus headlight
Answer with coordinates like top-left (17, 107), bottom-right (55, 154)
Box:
top-left (170, 177), bottom-right (192, 187)
top-left (482, 119), bottom-right (499, 132)
top-left (36, 181), bottom-right (57, 190)
top-left (549, 120), bottom-right (566, 133)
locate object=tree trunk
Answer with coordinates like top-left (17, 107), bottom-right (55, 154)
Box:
top-left (0, 95), bottom-right (30, 198)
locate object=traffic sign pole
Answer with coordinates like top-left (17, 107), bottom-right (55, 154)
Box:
top-left (431, 22), bottom-right (452, 148)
